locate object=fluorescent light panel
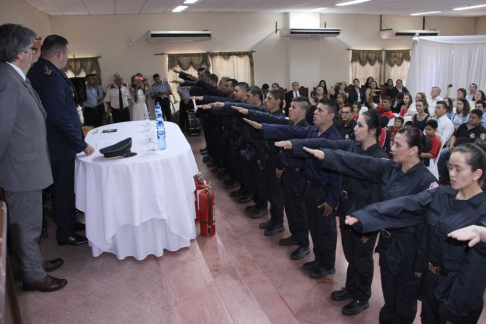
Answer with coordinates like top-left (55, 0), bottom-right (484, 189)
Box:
top-left (453, 4), bottom-right (486, 11)
top-left (336, 0), bottom-right (371, 6)
top-left (172, 5), bottom-right (188, 12)
top-left (183, 0), bottom-right (198, 3)
top-left (309, 7), bottom-right (328, 12)
top-left (410, 11), bottom-right (442, 16)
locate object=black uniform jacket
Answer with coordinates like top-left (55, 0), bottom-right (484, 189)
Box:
top-left (351, 186), bottom-right (486, 324)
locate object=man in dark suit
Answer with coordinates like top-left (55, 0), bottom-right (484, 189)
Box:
top-left (0, 24), bottom-right (67, 292)
top-left (285, 81), bottom-right (301, 116)
top-left (348, 79), bottom-right (365, 105)
top-left (389, 79), bottom-right (409, 105)
top-left (27, 35), bottom-right (94, 247)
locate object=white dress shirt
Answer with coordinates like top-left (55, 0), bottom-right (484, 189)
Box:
top-left (436, 114), bottom-right (455, 145)
top-left (293, 91), bottom-right (300, 98)
top-left (7, 62), bottom-right (26, 81)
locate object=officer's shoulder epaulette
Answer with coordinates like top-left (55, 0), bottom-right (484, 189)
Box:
top-left (122, 83), bottom-right (128, 87)
top-left (108, 84), bottom-right (115, 90)
top-left (44, 65), bottom-right (52, 75)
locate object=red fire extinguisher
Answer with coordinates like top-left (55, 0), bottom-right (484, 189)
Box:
top-left (194, 173), bottom-right (207, 222)
top-left (199, 186), bottom-right (215, 237)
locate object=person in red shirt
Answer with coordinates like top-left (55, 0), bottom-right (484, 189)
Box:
top-left (391, 116), bottom-right (404, 143)
top-left (351, 103), bottom-right (360, 120)
top-left (421, 119), bottom-right (441, 162)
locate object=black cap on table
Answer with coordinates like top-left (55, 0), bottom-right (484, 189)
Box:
top-left (99, 138), bottom-right (137, 159)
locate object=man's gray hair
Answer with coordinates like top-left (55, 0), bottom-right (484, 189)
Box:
top-left (114, 73), bottom-right (123, 79)
top-left (0, 24), bottom-right (36, 63)
top-left (432, 86), bottom-right (441, 93)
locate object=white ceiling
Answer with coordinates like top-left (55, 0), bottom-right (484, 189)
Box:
top-left (24, 0), bottom-right (486, 17)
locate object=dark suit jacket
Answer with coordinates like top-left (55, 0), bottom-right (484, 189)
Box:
top-left (27, 58), bottom-right (87, 161)
top-left (285, 90), bottom-right (302, 116)
top-left (389, 86), bottom-right (410, 99)
top-left (0, 63), bottom-right (53, 192)
top-left (348, 87), bottom-right (365, 104)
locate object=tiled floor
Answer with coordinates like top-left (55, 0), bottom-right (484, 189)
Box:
top-left (16, 131), bottom-right (486, 324)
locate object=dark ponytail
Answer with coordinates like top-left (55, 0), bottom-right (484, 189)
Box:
top-left (362, 109), bottom-right (382, 141)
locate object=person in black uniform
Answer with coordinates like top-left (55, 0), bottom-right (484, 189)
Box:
top-left (335, 105), bottom-right (357, 140)
top-left (345, 142), bottom-right (486, 324)
top-left (303, 126), bottom-right (437, 323)
top-left (27, 35), bottom-right (93, 246)
top-left (276, 109), bottom-right (388, 316)
top-left (245, 100), bottom-right (342, 278)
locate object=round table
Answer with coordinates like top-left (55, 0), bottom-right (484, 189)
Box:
top-left (75, 121), bottom-right (198, 260)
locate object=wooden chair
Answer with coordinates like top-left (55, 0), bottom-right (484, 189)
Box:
top-left (298, 86), bottom-right (309, 98)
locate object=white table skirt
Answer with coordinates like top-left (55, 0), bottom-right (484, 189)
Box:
top-left (75, 121), bottom-right (198, 260)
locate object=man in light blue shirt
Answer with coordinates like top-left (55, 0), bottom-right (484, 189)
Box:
top-left (82, 74), bottom-right (101, 126)
top-left (91, 73), bottom-right (105, 125)
top-left (476, 100), bottom-right (486, 127)
top-left (151, 73), bottom-right (172, 121)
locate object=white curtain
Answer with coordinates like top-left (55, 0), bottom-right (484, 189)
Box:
top-left (408, 35), bottom-right (486, 96)
top-left (385, 60), bottom-right (410, 86)
top-left (210, 55), bottom-right (252, 84)
top-left (351, 61), bottom-right (382, 86)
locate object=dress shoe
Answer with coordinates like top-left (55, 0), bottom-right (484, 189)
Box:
top-left (279, 235), bottom-right (299, 246)
top-left (290, 246), bottom-right (310, 260)
top-left (203, 156), bottom-right (213, 163)
top-left (245, 204), bottom-right (258, 212)
top-left (303, 260), bottom-right (320, 271)
top-left (57, 233), bottom-right (88, 246)
top-left (207, 162), bottom-right (219, 168)
top-left (310, 266), bottom-right (336, 279)
top-left (226, 181), bottom-right (240, 189)
top-left (201, 150), bottom-right (208, 156)
top-left (331, 288), bottom-right (355, 301)
top-left (231, 189), bottom-right (245, 198)
top-left (224, 178), bottom-right (234, 185)
top-left (342, 299), bottom-right (369, 316)
top-left (259, 220), bottom-right (274, 229)
top-left (199, 147), bottom-right (207, 153)
top-left (219, 173), bottom-right (231, 180)
top-left (264, 224), bottom-right (284, 236)
top-left (43, 258), bottom-right (64, 273)
top-left (23, 275), bottom-right (68, 292)
top-left (75, 221), bottom-right (85, 232)
top-left (238, 194), bottom-right (253, 204)
top-left (212, 166), bottom-right (225, 173)
top-left (252, 208), bottom-right (268, 219)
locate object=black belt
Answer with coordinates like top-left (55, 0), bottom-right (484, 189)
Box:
top-left (428, 262), bottom-right (449, 276)
top-left (115, 107), bottom-right (128, 111)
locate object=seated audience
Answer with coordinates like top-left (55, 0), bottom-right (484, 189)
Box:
top-left (466, 83), bottom-right (478, 101)
top-left (381, 79), bottom-right (393, 98)
top-left (421, 119), bottom-right (441, 167)
top-left (451, 98), bottom-right (471, 129)
top-left (336, 105), bottom-right (356, 140)
top-left (398, 93), bottom-right (412, 116)
top-left (412, 99), bottom-right (431, 132)
top-left (474, 90), bottom-right (486, 102)
top-left (390, 116), bottom-right (403, 143)
top-left (475, 100), bottom-right (486, 127)
top-left (312, 79), bottom-right (328, 97)
top-left (434, 101), bottom-right (455, 145)
top-left (389, 79), bottom-right (409, 104)
top-left (444, 97), bottom-right (454, 119)
top-left (407, 92), bottom-right (427, 116)
top-left (392, 92), bottom-right (404, 114)
top-left (363, 76), bottom-right (374, 90)
top-left (351, 102), bottom-right (360, 120)
top-left (349, 78), bottom-right (365, 105)
top-left (429, 86), bottom-right (443, 117)
top-left (365, 81), bottom-right (381, 105)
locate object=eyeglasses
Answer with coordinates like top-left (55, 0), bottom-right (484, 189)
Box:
top-left (25, 47), bottom-right (38, 54)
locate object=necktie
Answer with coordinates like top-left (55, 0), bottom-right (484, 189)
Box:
top-left (294, 91), bottom-right (297, 98)
top-left (96, 85), bottom-right (100, 96)
top-left (118, 86), bottom-right (123, 109)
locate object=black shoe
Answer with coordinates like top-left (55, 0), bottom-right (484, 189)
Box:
top-left (224, 179), bottom-right (234, 185)
top-left (238, 194), bottom-right (253, 204)
top-left (203, 156), bottom-right (213, 163)
top-left (231, 189), bottom-right (245, 197)
top-left (342, 299), bottom-right (369, 316)
top-left (75, 221), bottom-right (85, 232)
top-left (201, 150), bottom-right (208, 156)
top-left (264, 224), bottom-right (284, 236)
top-left (226, 181), bottom-right (240, 189)
top-left (23, 275), bottom-right (68, 292)
top-left (331, 288), bottom-right (355, 301)
top-left (219, 173), bottom-right (231, 180)
top-left (199, 147), bottom-right (207, 153)
top-left (310, 267), bottom-right (336, 279)
top-left (303, 260), bottom-right (320, 271)
top-left (217, 170), bottom-right (227, 177)
top-left (207, 162), bottom-right (219, 168)
top-left (279, 235), bottom-right (299, 246)
top-left (245, 204), bottom-right (258, 212)
top-left (212, 166), bottom-right (224, 173)
top-left (43, 258), bottom-right (64, 273)
top-left (259, 220), bottom-right (274, 229)
top-left (57, 233), bottom-right (88, 246)
top-left (290, 246), bottom-right (310, 260)
top-left (252, 208), bottom-right (268, 219)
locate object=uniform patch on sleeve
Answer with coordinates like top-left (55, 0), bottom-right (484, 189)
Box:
top-left (428, 182), bottom-right (439, 190)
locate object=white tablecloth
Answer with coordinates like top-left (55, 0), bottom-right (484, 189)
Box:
top-left (75, 121), bottom-right (198, 260)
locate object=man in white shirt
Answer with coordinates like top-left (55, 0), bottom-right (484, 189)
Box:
top-left (105, 73), bottom-right (131, 123)
top-left (429, 86), bottom-right (443, 118)
top-left (434, 101), bottom-right (454, 145)
top-left (466, 83), bottom-right (477, 101)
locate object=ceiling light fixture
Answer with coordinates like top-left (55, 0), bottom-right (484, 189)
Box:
top-left (410, 11), bottom-right (442, 16)
top-left (336, 0), bottom-right (371, 7)
top-left (309, 7), bottom-right (329, 12)
top-left (172, 5), bottom-right (188, 12)
top-left (453, 4), bottom-right (486, 11)
top-left (183, 0), bottom-right (198, 4)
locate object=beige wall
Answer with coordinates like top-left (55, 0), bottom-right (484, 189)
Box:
top-left (0, 0), bottom-right (51, 38)
top-left (477, 17), bottom-right (486, 35)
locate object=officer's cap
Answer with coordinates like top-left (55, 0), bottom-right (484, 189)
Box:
top-left (99, 138), bottom-right (137, 159)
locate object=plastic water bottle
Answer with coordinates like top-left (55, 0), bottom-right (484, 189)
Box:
top-left (155, 103), bottom-right (166, 150)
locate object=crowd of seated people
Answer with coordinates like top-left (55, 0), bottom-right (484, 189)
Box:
top-left (175, 70), bottom-right (486, 322)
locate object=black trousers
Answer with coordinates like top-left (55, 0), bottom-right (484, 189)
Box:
top-left (420, 270), bottom-right (448, 324)
top-left (282, 170), bottom-right (308, 247)
top-left (95, 103), bottom-right (105, 126)
top-left (262, 154), bottom-right (284, 225)
top-left (249, 153), bottom-right (267, 207)
top-left (112, 107), bottom-right (130, 124)
top-left (239, 152), bottom-right (254, 195)
top-left (339, 213), bottom-right (376, 302)
top-left (50, 158), bottom-right (77, 241)
top-left (155, 97), bottom-right (172, 122)
top-left (305, 183), bottom-right (337, 269)
top-left (377, 237), bottom-right (422, 324)
top-left (83, 107), bottom-right (102, 127)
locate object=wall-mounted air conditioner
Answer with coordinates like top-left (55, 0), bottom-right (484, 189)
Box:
top-left (147, 30), bottom-right (211, 42)
top-left (279, 28), bottom-right (341, 38)
top-left (380, 29), bottom-right (440, 39)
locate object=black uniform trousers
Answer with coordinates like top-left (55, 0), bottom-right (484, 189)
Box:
top-left (261, 154), bottom-right (284, 225)
top-left (249, 154), bottom-right (267, 207)
top-left (95, 103), bottom-right (105, 126)
top-left (420, 270), bottom-right (448, 324)
top-left (377, 235), bottom-right (422, 324)
top-left (239, 152), bottom-right (254, 195)
top-left (305, 183), bottom-right (337, 269)
top-left (50, 158), bottom-right (77, 241)
top-left (178, 100), bottom-right (191, 133)
top-left (282, 169), bottom-right (308, 247)
top-left (83, 107), bottom-right (102, 127)
top-left (155, 97), bottom-right (172, 122)
top-left (112, 107), bottom-right (130, 124)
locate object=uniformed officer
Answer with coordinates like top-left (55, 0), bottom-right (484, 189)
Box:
top-left (27, 34), bottom-right (94, 246)
top-left (105, 73), bottom-right (131, 123)
top-left (82, 73), bottom-right (101, 127)
top-left (91, 73), bottom-right (106, 125)
top-left (335, 105), bottom-right (357, 140)
top-left (151, 73), bottom-right (172, 121)
top-left (346, 143), bottom-right (486, 324)
top-left (303, 126), bottom-right (437, 323)
top-left (279, 109), bottom-right (388, 316)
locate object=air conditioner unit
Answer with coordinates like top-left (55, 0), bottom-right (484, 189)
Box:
top-left (380, 29), bottom-right (440, 39)
top-left (279, 28), bottom-right (341, 38)
top-left (147, 30), bottom-right (211, 42)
